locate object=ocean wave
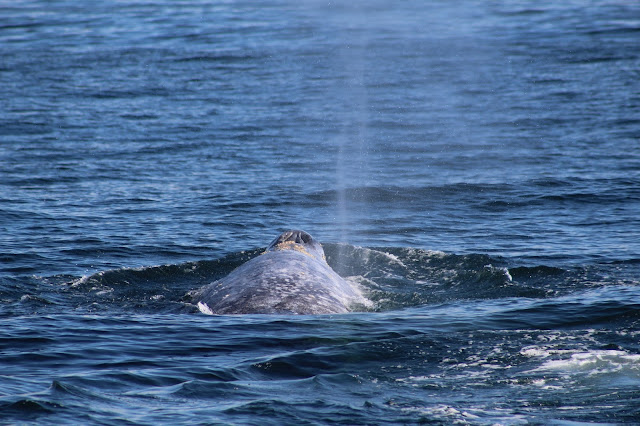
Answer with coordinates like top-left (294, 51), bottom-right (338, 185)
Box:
top-left (307, 177), bottom-right (640, 206)
top-left (25, 244), bottom-right (630, 319)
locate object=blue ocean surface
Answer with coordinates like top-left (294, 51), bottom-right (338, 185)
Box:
top-left (1, 0), bottom-right (640, 424)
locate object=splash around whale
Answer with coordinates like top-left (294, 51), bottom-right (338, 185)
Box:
top-left (196, 230), bottom-right (367, 315)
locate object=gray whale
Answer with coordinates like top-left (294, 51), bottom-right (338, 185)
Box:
top-left (196, 230), bottom-right (363, 315)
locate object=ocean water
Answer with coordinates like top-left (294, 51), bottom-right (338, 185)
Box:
top-left (1, 0), bottom-right (640, 424)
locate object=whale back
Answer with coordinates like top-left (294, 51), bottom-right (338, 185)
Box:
top-left (197, 230), bottom-right (362, 315)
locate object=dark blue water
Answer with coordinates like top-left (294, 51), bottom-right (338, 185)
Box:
top-left (2, 0), bottom-right (640, 423)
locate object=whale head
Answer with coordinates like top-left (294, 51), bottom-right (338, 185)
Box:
top-left (266, 230), bottom-right (327, 263)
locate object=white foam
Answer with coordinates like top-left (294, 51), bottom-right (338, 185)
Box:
top-left (520, 345), bottom-right (576, 358)
top-left (384, 252), bottom-right (406, 267)
top-left (345, 276), bottom-right (375, 309)
top-left (69, 274), bottom-right (93, 287)
top-left (484, 264), bottom-right (513, 282)
top-left (357, 246), bottom-right (408, 268)
top-left (197, 301), bottom-right (215, 315)
top-left (536, 350), bottom-right (640, 375)
top-left (400, 404), bottom-right (481, 423)
top-left (405, 247), bottom-right (447, 258)
top-left (503, 267), bottom-right (513, 282)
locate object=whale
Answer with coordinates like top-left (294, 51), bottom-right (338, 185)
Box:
top-left (196, 230), bottom-right (364, 315)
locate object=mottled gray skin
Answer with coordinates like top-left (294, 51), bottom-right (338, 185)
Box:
top-left (197, 230), bottom-right (361, 315)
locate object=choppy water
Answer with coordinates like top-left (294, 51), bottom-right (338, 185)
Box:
top-left (2, 0), bottom-right (640, 424)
